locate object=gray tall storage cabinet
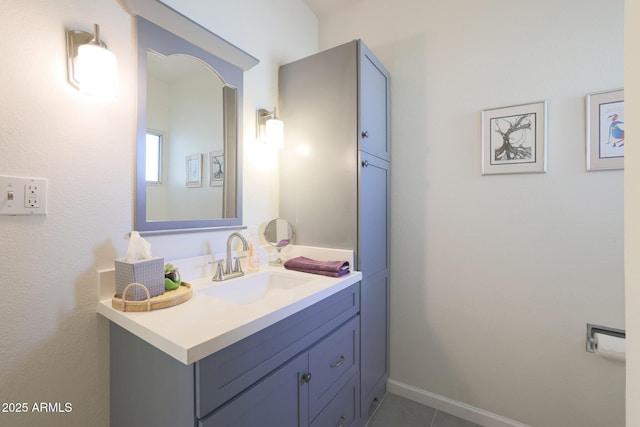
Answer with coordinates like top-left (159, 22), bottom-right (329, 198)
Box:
top-left (279, 39), bottom-right (390, 423)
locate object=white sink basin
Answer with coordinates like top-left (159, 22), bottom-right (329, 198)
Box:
top-left (199, 271), bottom-right (314, 304)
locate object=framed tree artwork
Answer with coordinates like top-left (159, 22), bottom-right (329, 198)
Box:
top-left (482, 101), bottom-right (547, 175)
top-left (210, 151), bottom-right (224, 186)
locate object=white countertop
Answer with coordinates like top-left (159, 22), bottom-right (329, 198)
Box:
top-left (97, 255), bottom-right (361, 365)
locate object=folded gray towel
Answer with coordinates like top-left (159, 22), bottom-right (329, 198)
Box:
top-left (284, 256), bottom-right (350, 277)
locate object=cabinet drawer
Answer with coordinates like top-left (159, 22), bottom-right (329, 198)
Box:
top-left (196, 283), bottom-right (360, 418)
top-left (310, 372), bottom-right (359, 427)
top-left (309, 315), bottom-right (359, 419)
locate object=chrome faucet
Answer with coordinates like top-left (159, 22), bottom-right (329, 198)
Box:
top-left (212, 232), bottom-right (249, 281)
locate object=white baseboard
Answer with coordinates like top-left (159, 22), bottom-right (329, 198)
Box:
top-left (386, 379), bottom-right (531, 427)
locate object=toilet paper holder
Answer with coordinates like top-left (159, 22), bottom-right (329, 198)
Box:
top-left (586, 323), bottom-right (625, 353)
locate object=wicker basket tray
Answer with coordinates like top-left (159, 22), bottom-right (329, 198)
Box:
top-left (112, 282), bottom-right (192, 312)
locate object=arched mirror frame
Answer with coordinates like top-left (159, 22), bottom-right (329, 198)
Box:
top-left (135, 16), bottom-right (242, 234)
top-left (123, 0), bottom-right (259, 235)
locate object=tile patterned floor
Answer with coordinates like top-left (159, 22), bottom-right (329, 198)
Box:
top-left (366, 393), bottom-right (482, 427)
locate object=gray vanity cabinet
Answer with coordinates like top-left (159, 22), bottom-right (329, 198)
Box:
top-left (279, 39), bottom-right (391, 422)
top-left (201, 316), bottom-right (360, 427)
top-left (110, 283), bottom-right (360, 427)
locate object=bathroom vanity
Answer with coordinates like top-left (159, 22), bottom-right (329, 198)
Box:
top-left (109, 2), bottom-right (387, 425)
top-left (99, 265), bottom-right (362, 427)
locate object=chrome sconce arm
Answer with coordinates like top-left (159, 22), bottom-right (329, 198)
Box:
top-left (65, 24), bottom-right (118, 98)
top-left (256, 107), bottom-right (284, 148)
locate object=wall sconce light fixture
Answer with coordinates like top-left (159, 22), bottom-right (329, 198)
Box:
top-left (66, 24), bottom-right (118, 98)
top-left (256, 107), bottom-right (284, 149)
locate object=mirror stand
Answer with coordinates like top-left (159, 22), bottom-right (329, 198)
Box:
top-left (263, 218), bottom-right (295, 266)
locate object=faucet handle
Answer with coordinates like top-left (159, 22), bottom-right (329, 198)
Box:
top-left (233, 255), bottom-right (247, 274)
top-left (211, 259), bottom-right (225, 281)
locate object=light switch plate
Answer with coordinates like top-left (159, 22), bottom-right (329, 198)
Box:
top-left (0, 175), bottom-right (48, 215)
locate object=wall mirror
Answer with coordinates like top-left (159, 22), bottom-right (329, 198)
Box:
top-left (134, 16), bottom-right (250, 234)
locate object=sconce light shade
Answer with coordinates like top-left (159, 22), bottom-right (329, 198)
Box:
top-left (257, 107), bottom-right (284, 149)
top-left (265, 117), bottom-right (284, 149)
top-left (66, 24), bottom-right (118, 98)
top-left (77, 43), bottom-right (117, 97)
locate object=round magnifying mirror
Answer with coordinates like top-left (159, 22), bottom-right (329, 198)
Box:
top-left (263, 218), bottom-right (294, 265)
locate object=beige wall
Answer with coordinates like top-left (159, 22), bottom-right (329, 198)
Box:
top-left (2, 1), bottom-right (632, 426)
top-left (0, 1), bottom-right (317, 426)
top-left (316, 1), bottom-right (625, 426)
top-left (625, 0), bottom-right (639, 425)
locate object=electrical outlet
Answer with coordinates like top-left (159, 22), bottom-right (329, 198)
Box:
top-left (24, 183), bottom-right (40, 208)
top-left (0, 175), bottom-right (48, 215)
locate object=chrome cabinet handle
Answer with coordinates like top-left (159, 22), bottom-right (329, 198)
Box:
top-left (330, 355), bottom-right (345, 368)
top-left (361, 160), bottom-right (369, 168)
top-left (361, 130), bottom-right (369, 139)
top-left (337, 415), bottom-right (346, 427)
top-left (302, 372), bottom-right (312, 383)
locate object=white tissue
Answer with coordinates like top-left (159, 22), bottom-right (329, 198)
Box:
top-left (595, 333), bottom-right (626, 362)
top-left (126, 231), bottom-right (153, 262)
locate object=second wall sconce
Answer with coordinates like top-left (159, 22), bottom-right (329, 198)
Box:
top-left (66, 24), bottom-right (118, 98)
top-left (256, 107), bottom-right (284, 149)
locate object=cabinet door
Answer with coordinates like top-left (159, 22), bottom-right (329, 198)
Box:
top-left (359, 151), bottom-right (390, 418)
top-left (359, 41), bottom-right (390, 161)
top-left (358, 152), bottom-right (390, 277)
top-left (199, 352), bottom-right (309, 427)
top-left (360, 270), bottom-right (390, 418)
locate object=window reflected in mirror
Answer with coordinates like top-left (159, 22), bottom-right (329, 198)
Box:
top-left (145, 130), bottom-right (163, 184)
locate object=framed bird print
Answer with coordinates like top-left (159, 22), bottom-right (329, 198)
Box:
top-left (482, 101), bottom-right (547, 175)
top-left (185, 153), bottom-right (203, 187)
top-left (587, 89), bottom-right (624, 171)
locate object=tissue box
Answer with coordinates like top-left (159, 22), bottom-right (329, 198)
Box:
top-left (114, 257), bottom-right (165, 301)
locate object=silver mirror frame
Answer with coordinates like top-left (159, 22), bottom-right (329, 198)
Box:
top-left (134, 17), bottom-right (245, 235)
top-left (120, 0), bottom-right (259, 72)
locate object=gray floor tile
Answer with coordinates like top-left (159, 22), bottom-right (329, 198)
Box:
top-left (367, 393), bottom-right (436, 427)
top-left (433, 410), bottom-right (482, 427)
top-left (366, 393), bottom-right (483, 427)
